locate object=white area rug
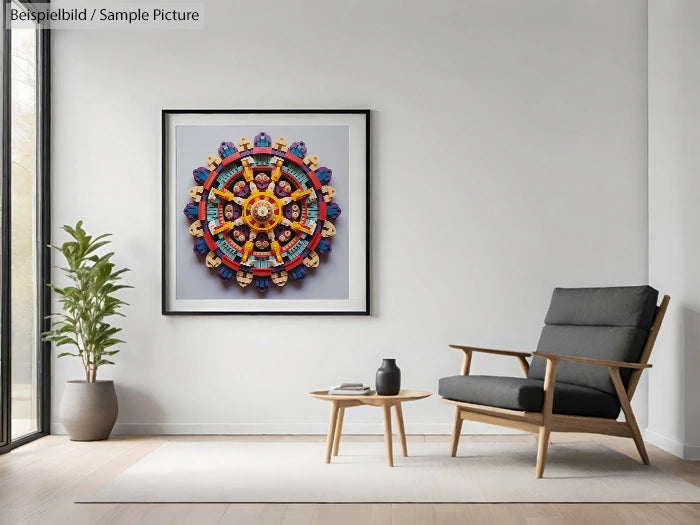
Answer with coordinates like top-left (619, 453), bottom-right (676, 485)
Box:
top-left (80, 442), bottom-right (700, 503)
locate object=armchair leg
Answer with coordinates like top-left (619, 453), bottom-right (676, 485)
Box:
top-left (450, 407), bottom-right (463, 457)
top-left (609, 366), bottom-right (650, 465)
top-left (629, 423), bottom-right (650, 465)
top-left (536, 358), bottom-right (557, 478)
top-left (536, 425), bottom-right (551, 478)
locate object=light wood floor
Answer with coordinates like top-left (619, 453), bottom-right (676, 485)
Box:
top-left (1, 433), bottom-right (699, 525)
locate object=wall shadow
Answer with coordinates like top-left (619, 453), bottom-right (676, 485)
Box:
top-left (683, 307), bottom-right (700, 449)
top-left (112, 383), bottom-right (165, 435)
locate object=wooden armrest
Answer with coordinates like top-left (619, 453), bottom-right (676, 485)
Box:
top-left (531, 352), bottom-right (652, 370)
top-left (449, 344), bottom-right (532, 358)
top-left (449, 344), bottom-right (531, 377)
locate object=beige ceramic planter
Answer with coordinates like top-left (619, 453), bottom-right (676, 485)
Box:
top-left (60, 380), bottom-right (118, 441)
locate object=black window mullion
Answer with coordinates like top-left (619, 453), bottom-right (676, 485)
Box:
top-left (1, 0), bottom-right (12, 455)
top-left (36, 17), bottom-right (50, 437)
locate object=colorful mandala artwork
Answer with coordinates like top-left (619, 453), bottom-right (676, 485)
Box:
top-left (183, 132), bottom-right (341, 293)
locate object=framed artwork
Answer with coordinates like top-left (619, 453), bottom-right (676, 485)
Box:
top-left (161, 109), bottom-right (370, 315)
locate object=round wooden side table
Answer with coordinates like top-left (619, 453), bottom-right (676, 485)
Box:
top-left (310, 389), bottom-right (432, 467)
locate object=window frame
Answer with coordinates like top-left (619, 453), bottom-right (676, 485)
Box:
top-left (0, 0), bottom-right (51, 452)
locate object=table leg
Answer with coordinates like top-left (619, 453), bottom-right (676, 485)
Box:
top-left (394, 403), bottom-right (408, 457)
top-left (382, 403), bottom-right (394, 467)
top-left (325, 401), bottom-right (339, 464)
top-left (332, 406), bottom-right (345, 456)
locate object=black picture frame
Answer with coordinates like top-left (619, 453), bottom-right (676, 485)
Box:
top-left (161, 109), bottom-right (370, 315)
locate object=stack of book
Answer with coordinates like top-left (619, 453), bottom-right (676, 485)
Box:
top-left (329, 383), bottom-right (374, 395)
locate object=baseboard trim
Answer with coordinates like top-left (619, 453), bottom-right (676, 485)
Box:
top-left (645, 428), bottom-right (700, 460)
top-left (50, 421), bottom-right (526, 436)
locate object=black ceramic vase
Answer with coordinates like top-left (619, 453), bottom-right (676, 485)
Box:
top-left (375, 358), bottom-right (401, 396)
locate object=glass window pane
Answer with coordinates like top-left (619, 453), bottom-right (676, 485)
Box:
top-left (10, 23), bottom-right (38, 440)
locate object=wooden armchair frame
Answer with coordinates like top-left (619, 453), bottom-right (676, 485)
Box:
top-left (441, 295), bottom-right (670, 478)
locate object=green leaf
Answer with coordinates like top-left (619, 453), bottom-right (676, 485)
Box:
top-left (55, 337), bottom-right (79, 347)
top-left (111, 268), bottom-right (131, 279)
top-left (61, 223), bottom-right (77, 238)
top-left (57, 352), bottom-right (81, 358)
top-left (84, 239), bottom-right (112, 256)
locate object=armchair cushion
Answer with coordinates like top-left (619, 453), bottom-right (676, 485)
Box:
top-left (529, 285), bottom-right (659, 395)
top-left (438, 375), bottom-right (621, 419)
top-left (544, 286), bottom-right (658, 329)
top-left (530, 325), bottom-right (649, 394)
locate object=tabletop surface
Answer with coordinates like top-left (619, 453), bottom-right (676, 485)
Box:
top-left (309, 389), bottom-right (432, 402)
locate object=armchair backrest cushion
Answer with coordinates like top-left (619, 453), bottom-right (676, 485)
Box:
top-left (528, 286), bottom-right (659, 395)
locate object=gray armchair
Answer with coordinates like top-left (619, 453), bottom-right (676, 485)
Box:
top-left (439, 286), bottom-right (669, 478)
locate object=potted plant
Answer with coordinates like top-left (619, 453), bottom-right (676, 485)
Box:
top-left (42, 221), bottom-right (132, 441)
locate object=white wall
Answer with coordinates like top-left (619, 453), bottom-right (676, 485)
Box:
top-left (51, 0), bottom-right (649, 435)
top-left (647, 0), bottom-right (700, 459)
